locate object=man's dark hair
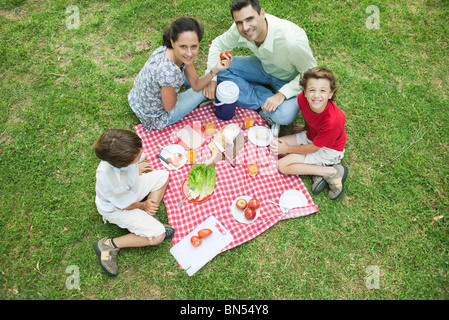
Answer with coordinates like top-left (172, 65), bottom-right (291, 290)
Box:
top-left (230, 0), bottom-right (262, 17)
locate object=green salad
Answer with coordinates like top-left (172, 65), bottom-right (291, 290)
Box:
top-left (187, 164), bottom-right (216, 200)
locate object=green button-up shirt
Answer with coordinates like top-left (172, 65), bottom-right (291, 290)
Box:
top-left (207, 13), bottom-right (317, 99)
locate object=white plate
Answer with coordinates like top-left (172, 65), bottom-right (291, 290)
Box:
top-left (279, 190), bottom-right (308, 213)
top-left (231, 195), bottom-right (261, 224)
top-left (248, 126), bottom-right (274, 147)
top-left (160, 144), bottom-right (187, 170)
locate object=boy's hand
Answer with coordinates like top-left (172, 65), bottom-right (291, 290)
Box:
top-left (270, 139), bottom-right (289, 156)
top-left (142, 198), bottom-right (159, 215)
top-left (138, 162), bottom-right (152, 175)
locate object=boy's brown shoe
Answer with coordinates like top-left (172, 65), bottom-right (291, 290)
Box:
top-left (164, 225), bottom-right (175, 240)
top-left (324, 165), bottom-right (348, 200)
top-left (94, 237), bottom-right (120, 277)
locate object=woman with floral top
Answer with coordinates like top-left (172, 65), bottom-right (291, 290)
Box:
top-left (128, 17), bottom-right (232, 130)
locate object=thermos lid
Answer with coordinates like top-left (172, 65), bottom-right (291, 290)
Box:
top-left (215, 81), bottom-right (239, 104)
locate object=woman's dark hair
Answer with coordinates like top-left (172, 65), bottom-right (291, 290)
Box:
top-left (299, 67), bottom-right (339, 101)
top-left (162, 17), bottom-right (204, 48)
top-left (93, 129), bottom-right (142, 168)
top-left (230, 0), bottom-right (262, 17)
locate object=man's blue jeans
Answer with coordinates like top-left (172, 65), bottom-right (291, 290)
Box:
top-left (217, 56), bottom-right (300, 125)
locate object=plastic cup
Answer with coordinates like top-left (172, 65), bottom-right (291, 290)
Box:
top-left (204, 118), bottom-right (216, 136)
top-left (186, 150), bottom-right (196, 163)
top-left (244, 117), bottom-right (255, 129)
top-left (247, 161), bottom-right (260, 177)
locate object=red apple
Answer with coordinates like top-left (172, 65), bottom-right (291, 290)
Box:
top-left (244, 208), bottom-right (256, 220)
top-left (248, 198), bottom-right (260, 210)
top-left (235, 198), bottom-right (247, 210)
top-left (220, 50), bottom-right (232, 60)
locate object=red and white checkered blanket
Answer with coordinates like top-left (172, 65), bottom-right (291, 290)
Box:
top-left (134, 105), bottom-right (318, 252)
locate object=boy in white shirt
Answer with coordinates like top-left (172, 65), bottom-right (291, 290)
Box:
top-left (93, 129), bottom-right (173, 276)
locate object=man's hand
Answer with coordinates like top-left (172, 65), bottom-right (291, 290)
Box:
top-left (262, 92), bottom-right (286, 113)
top-left (203, 81), bottom-right (217, 100)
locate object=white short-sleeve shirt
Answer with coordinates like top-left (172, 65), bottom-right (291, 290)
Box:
top-left (95, 160), bottom-right (140, 214)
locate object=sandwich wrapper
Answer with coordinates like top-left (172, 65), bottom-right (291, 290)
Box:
top-left (170, 215), bottom-right (233, 276)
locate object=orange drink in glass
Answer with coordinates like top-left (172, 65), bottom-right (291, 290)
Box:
top-left (244, 117), bottom-right (255, 129)
top-left (186, 150), bottom-right (196, 163)
top-left (247, 161), bottom-right (260, 177)
top-left (204, 118), bottom-right (216, 135)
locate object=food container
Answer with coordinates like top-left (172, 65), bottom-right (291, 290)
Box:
top-left (213, 81), bottom-right (239, 121)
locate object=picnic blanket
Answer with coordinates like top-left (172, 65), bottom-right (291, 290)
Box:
top-left (134, 104), bottom-right (318, 253)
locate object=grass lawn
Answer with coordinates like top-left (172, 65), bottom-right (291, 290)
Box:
top-left (1, 0), bottom-right (448, 301)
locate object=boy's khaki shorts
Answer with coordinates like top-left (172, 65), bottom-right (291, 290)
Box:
top-left (103, 170), bottom-right (169, 241)
top-left (295, 131), bottom-right (344, 166)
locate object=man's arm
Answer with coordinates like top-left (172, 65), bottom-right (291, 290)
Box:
top-left (277, 37), bottom-right (317, 100)
top-left (203, 24), bottom-right (242, 99)
top-left (205, 23), bottom-right (241, 79)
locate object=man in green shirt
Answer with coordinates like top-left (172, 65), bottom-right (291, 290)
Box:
top-left (203, 0), bottom-right (317, 133)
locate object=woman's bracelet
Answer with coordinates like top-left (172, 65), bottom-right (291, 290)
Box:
top-left (209, 69), bottom-right (216, 77)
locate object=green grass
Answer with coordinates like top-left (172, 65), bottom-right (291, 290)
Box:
top-left (1, 0), bottom-right (448, 300)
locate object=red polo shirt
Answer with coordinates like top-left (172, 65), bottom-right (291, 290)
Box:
top-left (297, 92), bottom-right (347, 152)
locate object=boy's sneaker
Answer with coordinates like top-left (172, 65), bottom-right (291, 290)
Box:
top-left (94, 237), bottom-right (120, 277)
top-left (164, 225), bottom-right (175, 240)
top-left (312, 175), bottom-right (327, 195)
top-left (323, 165), bottom-right (348, 200)
top-left (258, 109), bottom-right (275, 126)
top-left (258, 110), bottom-right (280, 136)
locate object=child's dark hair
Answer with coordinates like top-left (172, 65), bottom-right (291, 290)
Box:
top-left (230, 0), bottom-right (262, 17)
top-left (299, 67), bottom-right (339, 101)
top-left (162, 17), bottom-right (204, 48)
top-left (93, 129), bottom-right (142, 168)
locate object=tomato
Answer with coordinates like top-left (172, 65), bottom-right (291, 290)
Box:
top-left (235, 198), bottom-right (247, 210)
top-left (190, 235), bottom-right (202, 247)
top-left (244, 208), bottom-right (256, 220)
top-left (220, 50), bottom-right (232, 60)
top-left (198, 229), bottom-right (213, 239)
top-left (248, 198), bottom-right (260, 210)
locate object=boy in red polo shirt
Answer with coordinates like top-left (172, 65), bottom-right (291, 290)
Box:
top-left (269, 67), bottom-right (348, 200)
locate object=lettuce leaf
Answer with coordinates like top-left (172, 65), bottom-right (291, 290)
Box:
top-left (187, 164), bottom-right (216, 200)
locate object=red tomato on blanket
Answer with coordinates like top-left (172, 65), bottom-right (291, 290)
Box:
top-left (198, 229), bottom-right (213, 239)
top-left (190, 236), bottom-right (202, 247)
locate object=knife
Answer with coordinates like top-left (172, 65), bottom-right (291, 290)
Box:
top-left (156, 153), bottom-right (177, 170)
top-left (212, 139), bottom-right (236, 167)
